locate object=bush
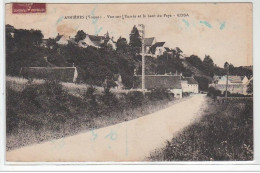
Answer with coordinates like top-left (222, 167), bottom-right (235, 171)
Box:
top-left (6, 88), bottom-right (21, 134)
top-left (183, 92), bottom-right (190, 97)
top-left (222, 91), bottom-right (231, 97)
top-left (125, 91), bottom-right (144, 107)
top-left (146, 89), bottom-right (170, 101)
top-left (84, 86), bottom-right (98, 108)
top-left (207, 87), bottom-right (221, 98)
top-left (101, 87), bottom-right (118, 106)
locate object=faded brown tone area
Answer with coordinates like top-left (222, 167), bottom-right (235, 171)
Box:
top-left (5, 3), bottom-right (252, 67)
top-left (56, 24), bottom-right (76, 36)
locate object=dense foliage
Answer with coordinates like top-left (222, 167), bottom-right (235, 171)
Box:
top-left (6, 24), bottom-right (252, 89)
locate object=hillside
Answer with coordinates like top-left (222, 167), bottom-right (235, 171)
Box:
top-left (182, 59), bottom-right (213, 82)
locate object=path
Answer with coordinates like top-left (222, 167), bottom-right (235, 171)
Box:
top-left (6, 94), bottom-right (207, 162)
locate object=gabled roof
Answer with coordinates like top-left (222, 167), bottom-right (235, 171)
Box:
top-left (183, 77), bottom-right (198, 84)
top-left (149, 42), bottom-right (166, 54)
top-left (88, 35), bottom-right (106, 47)
top-left (164, 47), bottom-right (171, 52)
top-left (55, 34), bottom-right (63, 41)
top-left (228, 76), bottom-right (243, 83)
top-left (20, 67), bottom-right (78, 83)
top-left (133, 75), bottom-right (182, 89)
top-left (144, 37), bottom-right (155, 46)
top-left (69, 37), bottom-right (77, 44)
top-left (219, 75), bottom-right (244, 84)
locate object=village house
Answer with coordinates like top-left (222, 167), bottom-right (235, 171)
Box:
top-left (148, 42), bottom-right (172, 58)
top-left (55, 32), bottom-right (117, 50)
top-left (56, 34), bottom-right (69, 45)
top-left (20, 67), bottom-right (78, 83)
top-left (133, 75), bottom-right (183, 98)
top-left (209, 75), bottom-right (250, 95)
top-left (78, 34), bottom-right (116, 49)
top-left (181, 76), bottom-right (199, 93)
top-left (144, 37), bottom-right (156, 54)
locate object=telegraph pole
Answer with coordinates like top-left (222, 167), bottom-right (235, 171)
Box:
top-left (225, 64), bottom-right (229, 101)
top-left (138, 24), bottom-right (145, 92)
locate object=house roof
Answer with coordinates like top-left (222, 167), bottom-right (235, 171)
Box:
top-left (149, 42), bottom-right (166, 54)
top-left (69, 37), bottom-right (77, 44)
top-left (88, 35), bottom-right (106, 47)
top-left (183, 77), bottom-right (198, 84)
top-left (55, 34), bottom-right (63, 41)
top-left (144, 37), bottom-right (155, 46)
top-left (228, 75), bottom-right (243, 83)
top-left (164, 47), bottom-right (171, 52)
top-left (133, 75), bottom-right (182, 89)
top-left (20, 67), bottom-right (77, 83)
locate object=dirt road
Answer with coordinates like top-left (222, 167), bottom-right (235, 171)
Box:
top-left (6, 94), bottom-right (207, 162)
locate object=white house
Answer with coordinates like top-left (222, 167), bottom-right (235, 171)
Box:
top-left (56, 35), bottom-right (69, 45)
top-left (148, 42), bottom-right (172, 57)
top-left (133, 75), bottom-right (183, 98)
top-left (209, 75), bottom-right (250, 95)
top-left (181, 77), bottom-right (199, 93)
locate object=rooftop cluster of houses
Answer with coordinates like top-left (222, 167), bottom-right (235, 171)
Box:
top-left (209, 75), bottom-right (253, 95)
top-left (42, 32), bottom-right (117, 50)
top-left (133, 73), bottom-right (199, 98)
top-left (43, 32), bottom-right (174, 58)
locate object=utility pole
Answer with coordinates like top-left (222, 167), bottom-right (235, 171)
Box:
top-left (225, 64), bottom-right (229, 101)
top-left (138, 24), bottom-right (145, 92)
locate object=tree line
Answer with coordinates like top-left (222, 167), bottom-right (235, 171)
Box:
top-left (6, 24), bottom-right (252, 89)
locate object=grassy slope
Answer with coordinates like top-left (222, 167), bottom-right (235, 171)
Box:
top-left (149, 97), bottom-right (253, 161)
top-left (6, 79), bottom-right (179, 151)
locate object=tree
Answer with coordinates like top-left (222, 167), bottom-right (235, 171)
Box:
top-left (116, 37), bottom-right (128, 53)
top-left (13, 29), bottom-right (43, 48)
top-left (175, 47), bottom-right (183, 59)
top-left (75, 30), bottom-right (86, 42)
top-left (247, 79), bottom-right (253, 95)
top-left (129, 25), bottom-right (142, 55)
top-left (46, 38), bottom-right (57, 50)
top-left (203, 55), bottom-right (214, 76)
top-left (224, 62), bottom-right (229, 69)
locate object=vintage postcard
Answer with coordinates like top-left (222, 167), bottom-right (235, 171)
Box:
top-left (5, 2), bottom-right (253, 162)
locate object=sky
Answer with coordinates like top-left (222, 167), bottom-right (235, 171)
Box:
top-left (5, 3), bottom-right (253, 67)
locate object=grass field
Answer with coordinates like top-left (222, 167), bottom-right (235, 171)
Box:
top-left (6, 77), bottom-right (179, 150)
top-left (149, 97), bottom-right (253, 161)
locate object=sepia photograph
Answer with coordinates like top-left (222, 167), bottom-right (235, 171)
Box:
top-left (4, 2), bottom-right (253, 162)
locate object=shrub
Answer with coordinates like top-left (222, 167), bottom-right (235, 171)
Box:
top-left (125, 91), bottom-right (144, 107)
top-left (146, 89), bottom-right (170, 101)
top-left (183, 92), bottom-right (190, 97)
top-left (20, 79), bottom-right (69, 113)
top-left (101, 87), bottom-right (118, 106)
top-left (222, 91), bottom-right (231, 97)
top-left (6, 88), bottom-right (21, 134)
top-left (207, 87), bottom-right (221, 98)
top-left (84, 86), bottom-right (98, 108)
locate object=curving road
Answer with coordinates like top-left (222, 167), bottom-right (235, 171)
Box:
top-left (6, 94), bottom-right (207, 162)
